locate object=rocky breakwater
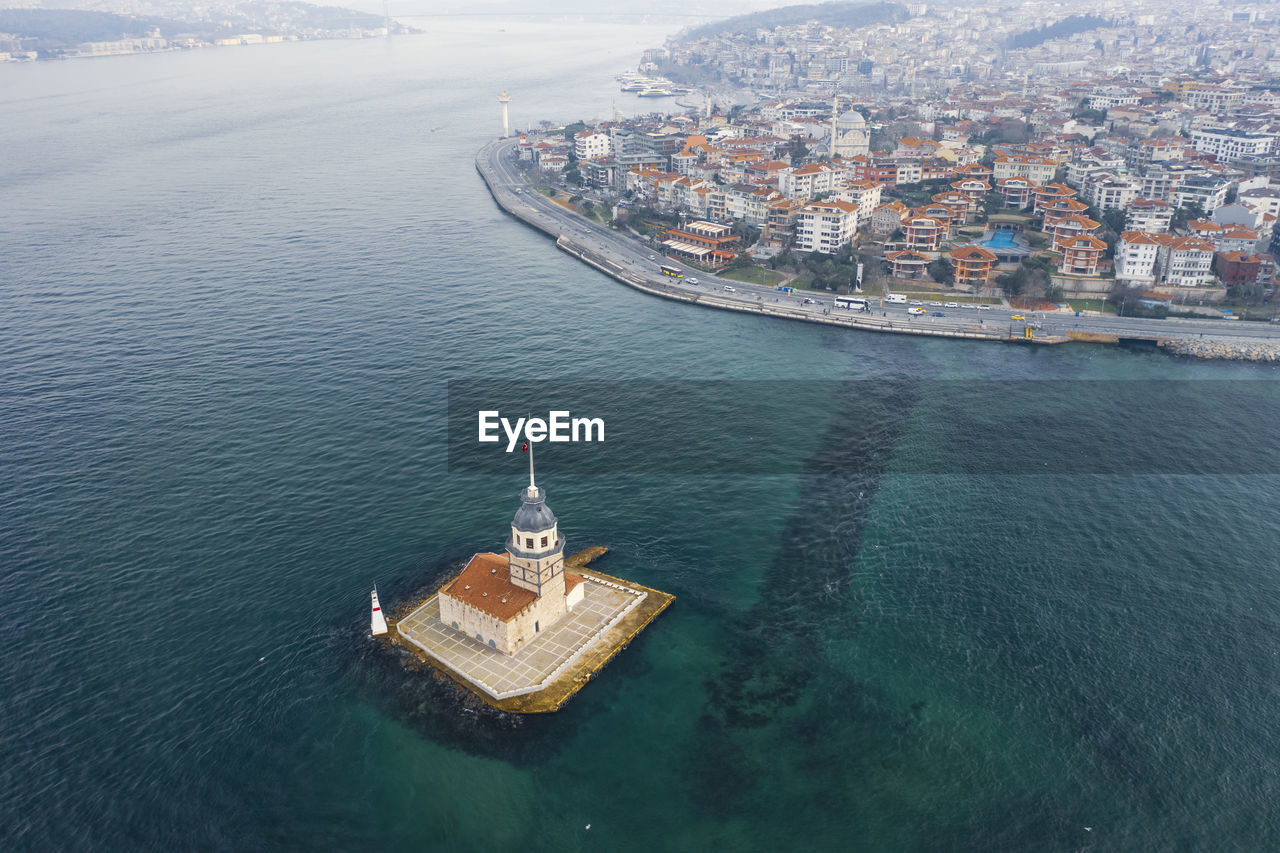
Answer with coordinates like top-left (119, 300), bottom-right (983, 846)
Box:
top-left (1162, 338), bottom-right (1280, 362)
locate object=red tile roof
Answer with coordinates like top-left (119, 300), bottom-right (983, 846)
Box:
top-left (442, 553), bottom-right (537, 622)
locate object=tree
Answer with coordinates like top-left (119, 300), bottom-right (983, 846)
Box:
top-left (1101, 207), bottom-right (1127, 236)
top-left (564, 167), bottom-right (583, 187)
top-left (1172, 201), bottom-right (1205, 231)
top-left (929, 257), bottom-right (955, 285)
top-left (981, 191), bottom-right (1004, 218)
top-left (997, 266), bottom-right (1028, 297)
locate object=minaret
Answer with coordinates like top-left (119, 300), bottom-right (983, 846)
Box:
top-left (506, 443), bottom-right (566, 601)
top-left (498, 90), bottom-right (511, 138)
top-left (830, 93), bottom-right (839, 153)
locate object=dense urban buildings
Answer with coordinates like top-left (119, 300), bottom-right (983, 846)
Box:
top-left (513, 0), bottom-right (1279, 305)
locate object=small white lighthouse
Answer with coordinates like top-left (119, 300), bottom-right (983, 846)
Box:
top-left (498, 90), bottom-right (511, 138)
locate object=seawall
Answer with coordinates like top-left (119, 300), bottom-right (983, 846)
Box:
top-left (474, 141), bottom-right (1280, 361)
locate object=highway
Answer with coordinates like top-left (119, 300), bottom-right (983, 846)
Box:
top-left (478, 138), bottom-right (1280, 346)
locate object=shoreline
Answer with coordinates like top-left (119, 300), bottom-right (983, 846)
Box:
top-left (475, 139), bottom-right (1280, 363)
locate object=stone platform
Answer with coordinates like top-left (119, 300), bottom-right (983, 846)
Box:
top-left (392, 567), bottom-right (674, 713)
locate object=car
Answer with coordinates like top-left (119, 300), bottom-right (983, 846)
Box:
top-left (908, 306), bottom-right (926, 315)
top-left (944, 301), bottom-right (959, 308)
top-left (932, 311), bottom-right (945, 317)
top-left (803, 298), bottom-right (815, 305)
top-left (929, 301), bottom-right (943, 307)
top-left (909, 300), bottom-right (924, 306)
top-left (1011, 314), bottom-right (1025, 321)
top-left (977, 304), bottom-right (991, 310)
top-left (723, 285), bottom-right (737, 293)
top-left (649, 254), bottom-right (656, 260)
top-left (687, 277), bottom-right (699, 285)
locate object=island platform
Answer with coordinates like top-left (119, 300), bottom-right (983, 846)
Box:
top-left (386, 548), bottom-right (674, 713)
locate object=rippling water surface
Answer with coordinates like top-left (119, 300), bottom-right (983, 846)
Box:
top-left (3, 18), bottom-right (1280, 851)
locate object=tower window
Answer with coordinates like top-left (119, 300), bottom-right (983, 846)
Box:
top-left (535, 621), bottom-right (539, 632)
top-left (541, 536), bottom-right (548, 547)
top-left (526, 537), bottom-right (533, 548)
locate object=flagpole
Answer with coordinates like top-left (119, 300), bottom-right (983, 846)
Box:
top-left (528, 437), bottom-right (536, 492)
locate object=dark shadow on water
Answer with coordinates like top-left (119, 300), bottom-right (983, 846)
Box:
top-left (686, 380), bottom-right (924, 818)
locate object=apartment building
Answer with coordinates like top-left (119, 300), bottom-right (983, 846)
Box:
top-left (1190, 127), bottom-right (1274, 160)
top-left (794, 200), bottom-right (860, 254)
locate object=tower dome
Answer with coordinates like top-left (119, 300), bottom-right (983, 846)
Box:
top-left (512, 484), bottom-right (557, 535)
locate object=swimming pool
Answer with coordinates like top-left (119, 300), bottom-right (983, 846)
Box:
top-left (979, 231), bottom-right (1019, 249)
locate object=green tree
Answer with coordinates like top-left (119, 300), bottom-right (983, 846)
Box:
top-left (997, 265), bottom-right (1028, 297)
top-left (1171, 201), bottom-right (1205, 231)
top-left (928, 257), bottom-right (955, 285)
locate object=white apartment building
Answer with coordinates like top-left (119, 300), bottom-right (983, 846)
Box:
top-left (1115, 231), bottom-right (1163, 285)
top-left (1238, 187), bottom-right (1280, 221)
top-left (1174, 178), bottom-right (1232, 214)
top-left (1162, 237), bottom-right (1216, 287)
top-left (794, 200), bottom-right (859, 254)
top-left (1190, 128), bottom-right (1274, 160)
top-left (778, 161), bottom-right (848, 201)
top-left (574, 131), bottom-right (613, 160)
top-left (1086, 88), bottom-right (1140, 111)
top-left (993, 155), bottom-right (1057, 184)
top-left (1082, 173), bottom-right (1140, 211)
top-left (831, 179), bottom-right (883, 228)
top-left (1181, 86), bottom-right (1245, 115)
top-left (1116, 232), bottom-right (1217, 287)
top-left (1125, 199), bottom-right (1173, 233)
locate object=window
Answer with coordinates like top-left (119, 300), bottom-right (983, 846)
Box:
top-left (535, 621), bottom-right (540, 633)
top-left (541, 536), bottom-right (548, 547)
top-left (526, 537), bottom-right (534, 548)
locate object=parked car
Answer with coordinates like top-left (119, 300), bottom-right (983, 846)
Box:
top-left (909, 300), bottom-right (924, 306)
top-left (932, 311), bottom-right (945, 317)
top-left (1011, 314), bottom-right (1026, 321)
top-left (944, 302), bottom-right (959, 308)
top-left (687, 277), bottom-right (699, 285)
top-left (723, 285), bottom-right (736, 293)
top-left (929, 301), bottom-right (943, 306)
top-left (803, 298), bottom-right (816, 304)
top-left (977, 305), bottom-right (991, 310)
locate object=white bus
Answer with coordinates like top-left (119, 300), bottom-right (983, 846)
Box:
top-left (834, 296), bottom-right (869, 310)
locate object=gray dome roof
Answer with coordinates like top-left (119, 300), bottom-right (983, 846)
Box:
top-left (512, 486), bottom-right (557, 533)
top-left (838, 110), bottom-right (867, 125)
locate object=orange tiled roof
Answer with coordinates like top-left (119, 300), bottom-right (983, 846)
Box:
top-left (442, 553), bottom-right (537, 622)
top-left (950, 245), bottom-right (998, 261)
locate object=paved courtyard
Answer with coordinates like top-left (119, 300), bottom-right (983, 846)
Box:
top-left (396, 576), bottom-right (646, 699)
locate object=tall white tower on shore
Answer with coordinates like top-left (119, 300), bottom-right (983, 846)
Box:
top-left (498, 90), bottom-right (511, 138)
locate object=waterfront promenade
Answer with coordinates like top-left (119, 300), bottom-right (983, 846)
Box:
top-left (476, 138), bottom-right (1280, 359)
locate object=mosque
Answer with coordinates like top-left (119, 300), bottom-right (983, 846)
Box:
top-left (831, 96), bottom-right (870, 158)
top-left (437, 450), bottom-right (586, 655)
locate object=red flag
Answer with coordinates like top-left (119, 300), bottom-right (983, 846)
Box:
top-left (521, 441), bottom-right (529, 453)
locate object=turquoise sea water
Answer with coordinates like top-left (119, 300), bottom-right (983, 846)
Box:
top-left (3, 19), bottom-right (1280, 851)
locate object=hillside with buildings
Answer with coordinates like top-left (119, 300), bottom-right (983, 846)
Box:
top-left (0, 0), bottom-right (407, 58)
top-left (516, 0), bottom-right (1280, 314)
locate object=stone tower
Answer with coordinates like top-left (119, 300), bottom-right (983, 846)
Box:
top-left (498, 90), bottom-right (511, 138)
top-left (506, 447), bottom-right (567, 622)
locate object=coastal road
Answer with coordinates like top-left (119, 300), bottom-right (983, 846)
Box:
top-left (479, 139), bottom-right (1280, 346)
